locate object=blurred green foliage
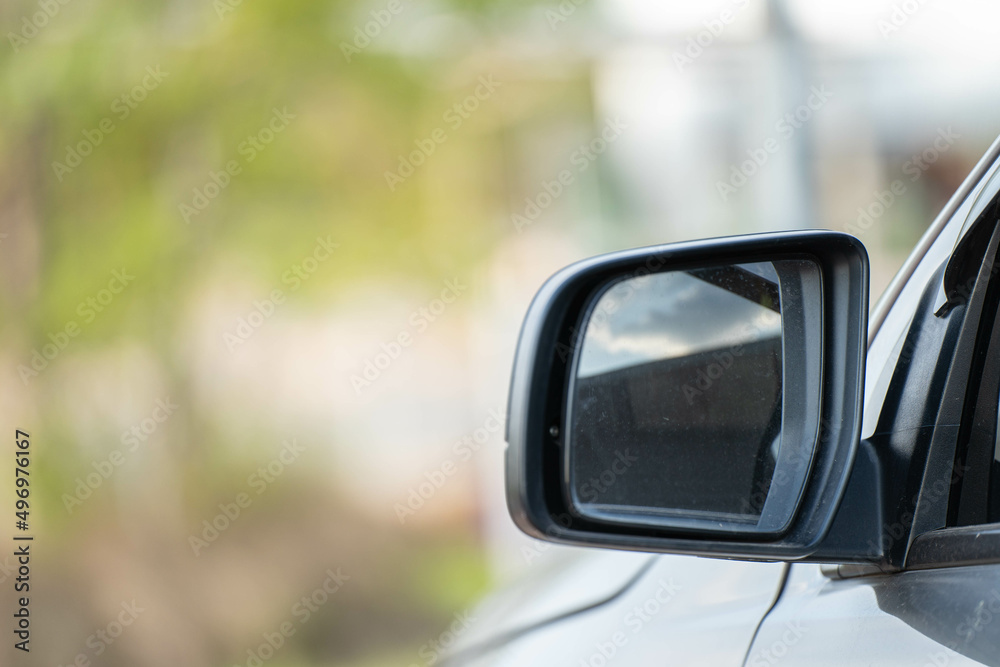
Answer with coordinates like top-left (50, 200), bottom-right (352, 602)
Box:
top-left (0, 0), bottom-right (584, 664)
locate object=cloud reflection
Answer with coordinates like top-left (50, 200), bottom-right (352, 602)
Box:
top-left (577, 263), bottom-right (782, 378)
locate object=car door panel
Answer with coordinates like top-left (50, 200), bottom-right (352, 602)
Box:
top-left (749, 563), bottom-right (1000, 667)
top-left (750, 150), bottom-right (1000, 667)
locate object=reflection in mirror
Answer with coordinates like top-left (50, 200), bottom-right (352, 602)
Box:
top-left (568, 260), bottom-right (816, 528)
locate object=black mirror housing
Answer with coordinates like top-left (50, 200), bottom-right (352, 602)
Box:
top-left (505, 231), bottom-right (869, 561)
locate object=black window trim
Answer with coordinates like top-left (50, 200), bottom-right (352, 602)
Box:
top-left (905, 214), bottom-right (1000, 570)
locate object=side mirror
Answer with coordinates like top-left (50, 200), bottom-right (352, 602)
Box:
top-left (505, 231), bottom-right (868, 560)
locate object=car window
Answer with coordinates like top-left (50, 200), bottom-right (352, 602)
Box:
top-left (949, 221), bottom-right (1000, 526)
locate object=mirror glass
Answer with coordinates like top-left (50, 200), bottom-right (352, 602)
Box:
top-left (567, 259), bottom-right (821, 531)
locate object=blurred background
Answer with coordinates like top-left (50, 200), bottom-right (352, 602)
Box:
top-left (2, 0), bottom-right (1000, 664)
